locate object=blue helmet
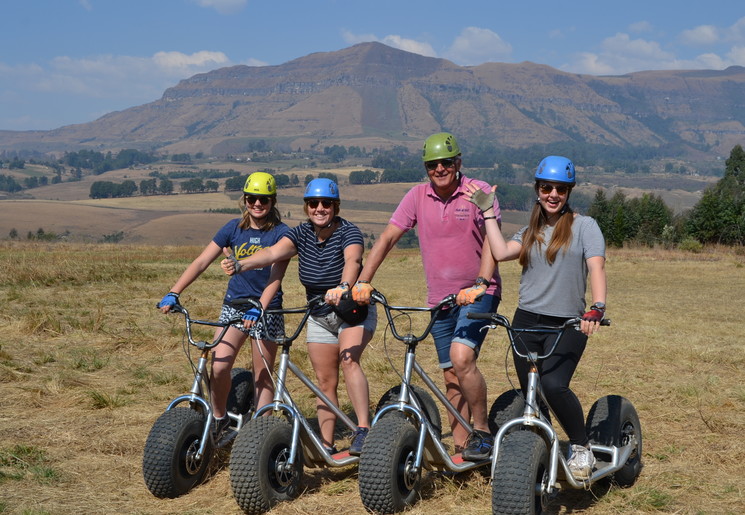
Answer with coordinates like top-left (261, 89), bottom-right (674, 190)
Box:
top-left (304, 178), bottom-right (340, 200)
top-left (534, 156), bottom-right (576, 185)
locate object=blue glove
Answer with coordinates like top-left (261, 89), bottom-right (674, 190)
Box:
top-left (242, 307), bottom-right (261, 323)
top-left (158, 292), bottom-right (179, 309)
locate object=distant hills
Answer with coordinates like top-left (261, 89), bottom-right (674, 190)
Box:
top-left (1, 42), bottom-right (744, 161)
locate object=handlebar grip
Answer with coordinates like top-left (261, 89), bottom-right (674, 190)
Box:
top-left (466, 312), bottom-right (494, 320)
top-left (601, 318), bottom-right (611, 326)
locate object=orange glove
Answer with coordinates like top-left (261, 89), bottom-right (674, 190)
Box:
top-left (457, 284), bottom-right (487, 305)
top-left (352, 281), bottom-right (374, 304)
top-left (325, 282), bottom-right (349, 305)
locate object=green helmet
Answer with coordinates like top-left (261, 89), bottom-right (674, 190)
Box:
top-left (243, 172), bottom-right (276, 195)
top-left (422, 132), bottom-right (461, 162)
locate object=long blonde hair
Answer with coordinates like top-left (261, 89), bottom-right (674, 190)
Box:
top-left (518, 186), bottom-right (574, 267)
top-left (238, 195), bottom-right (282, 231)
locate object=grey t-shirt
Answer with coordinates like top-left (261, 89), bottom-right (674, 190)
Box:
top-left (512, 215), bottom-right (605, 317)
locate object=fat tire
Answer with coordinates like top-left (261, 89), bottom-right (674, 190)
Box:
top-left (142, 407), bottom-right (213, 498)
top-left (488, 389), bottom-right (525, 434)
top-left (491, 430), bottom-right (549, 515)
top-left (229, 416), bottom-right (303, 514)
top-left (376, 384), bottom-right (442, 438)
top-left (586, 395), bottom-right (643, 487)
top-left (227, 367), bottom-right (254, 416)
top-left (359, 413), bottom-right (422, 513)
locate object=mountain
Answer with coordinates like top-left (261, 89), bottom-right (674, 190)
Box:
top-left (2, 42), bottom-right (744, 159)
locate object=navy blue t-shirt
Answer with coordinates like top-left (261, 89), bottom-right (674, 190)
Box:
top-left (213, 218), bottom-right (290, 307)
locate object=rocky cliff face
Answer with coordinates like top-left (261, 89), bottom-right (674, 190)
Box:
top-left (2, 42), bottom-right (744, 158)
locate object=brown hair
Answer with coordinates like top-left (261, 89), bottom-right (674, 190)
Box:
top-left (238, 195), bottom-right (282, 231)
top-left (518, 185), bottom-right (574, 268)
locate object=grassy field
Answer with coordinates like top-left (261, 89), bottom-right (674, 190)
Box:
top-left (1, 241), bottom-right (744, 514)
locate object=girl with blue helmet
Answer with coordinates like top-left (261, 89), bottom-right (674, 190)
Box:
top-left (221, 177), bottom-right (376, 455)
top-left (466, 155), bottom-right (608, 480)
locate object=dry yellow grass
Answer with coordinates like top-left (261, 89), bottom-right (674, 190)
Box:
top-left (1, 242), bottom-right (744, 515)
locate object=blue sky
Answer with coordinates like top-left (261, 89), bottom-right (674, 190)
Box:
top-left (2, 0), bottom-right (745, 131)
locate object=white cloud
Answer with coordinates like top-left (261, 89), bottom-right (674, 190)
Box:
top-left (192, 0), bottom-right (247, 15)
top-left (568, 32), bottom-right (682, 74)
top-left (78, 0), bottom-right (92, 11)
top-left (680, 25), bottom-right (720, 46)
top-left (726, 45), bottom-right (745, 65)
top-left (444, 27), bottom-right (512, 65)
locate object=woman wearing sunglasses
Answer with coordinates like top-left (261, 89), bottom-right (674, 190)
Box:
top-left (221, 177), bottom-right (376, 456)
top-left (465, 155), bottom-right (607, 480)
top-left (157, 172), bottom-right (290, 437)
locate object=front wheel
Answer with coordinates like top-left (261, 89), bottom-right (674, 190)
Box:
top-left (142, 407), bottom-right (213, 498)
top-left (491, 430), bottom-right (549, 515)
top-left (229, 416), bottom-right (303, 514)
top-left (359, 413), bottom-right (422, 513)
top-left (586, 395), bottom-right (643, 487)
top-left (376, 384), bottom-right (442, 438)
top-left (488, 389), bottom-right (525, 434)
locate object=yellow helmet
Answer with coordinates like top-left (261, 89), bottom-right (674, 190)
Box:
top-left (243, 172), bottom-right (276, 195)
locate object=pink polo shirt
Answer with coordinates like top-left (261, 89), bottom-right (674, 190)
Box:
top-left (390, 176), bottom-right (502, 306)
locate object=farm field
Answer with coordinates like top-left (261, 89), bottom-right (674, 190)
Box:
top-left (0, 242), bottom-right (743, 514)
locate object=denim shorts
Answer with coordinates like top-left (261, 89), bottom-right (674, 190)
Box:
top-left (430, 294), bottom-right (500, 368)
top-left (306, 304), bottom-right (377, 344)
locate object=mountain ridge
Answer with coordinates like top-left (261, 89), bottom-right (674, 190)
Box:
top-left (1, 42), bottom-right (744, 161)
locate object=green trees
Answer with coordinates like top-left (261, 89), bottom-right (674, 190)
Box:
top-left (686, 145), bottom-right (745, 245)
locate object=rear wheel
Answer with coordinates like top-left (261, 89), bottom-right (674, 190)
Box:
top-left (376, 384), bottom-right (442, 438)
top-left (359, 413), bottom-right (422, 513)
top-left (491, 430), bottom-right (549, 515)
top-left (227, 367), bottom-right (254, 416)
top-left (229, 416), bottom-right (303, 514)
top-left (143, 407), bottom-right (213, 498)
top-left (586, 395), bottom-right (643, 487)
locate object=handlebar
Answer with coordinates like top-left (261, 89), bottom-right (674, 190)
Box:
top-left (263, 295), bottom-right (327, 346)
top-left (467, 311), bottom-right (610, 361)
top-left (161, 298), bottom-right (264, 351)
top-left (370, 290), bottom-right (457, 344)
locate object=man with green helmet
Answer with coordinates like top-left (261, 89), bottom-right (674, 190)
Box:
top-left (354, 132), bottom-right (502, 460)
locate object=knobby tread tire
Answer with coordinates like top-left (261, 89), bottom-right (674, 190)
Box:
top-left (358, 413), bottom-right (421, 514)
top-left (586, 395), bottom-right (643, 487)
top-left (227, 367), bottom-right (254, 416)
top-left (229, 416), bottom-right (303, 514)
top-left (142, 407), bottom-right (213, 498)
top-left (376, 384), bottom-right (442, 438)
top-left (488, 389), bottom-right (525, 434)
top-left (491, 430), bottom-right (548, 515)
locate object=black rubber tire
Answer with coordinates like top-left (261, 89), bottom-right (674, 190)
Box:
top-left (586, 395), bottom-right (643, 487)
top-left (488, 389), bottom-right (525, 434)
top-left (358, 413), bottom-right (422, 514)
top-left (229, 416), bottom-right (303, 514)
top-left (491, 430), bottom-right (549, 515)
top-left (376, 384), bottom-right (442, 438)
top-left (227, 367), bottom-right (254, 416)
top-left (142, 407), bottom-right (214, 498)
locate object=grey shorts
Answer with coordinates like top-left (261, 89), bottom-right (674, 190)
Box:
top-left (306, 303), bottom-right (377, 344)
top-left (218, 304), bottom-right (285, 341)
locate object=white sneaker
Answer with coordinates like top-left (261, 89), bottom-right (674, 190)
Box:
top-left (567, 444), bottom-right (596, 480)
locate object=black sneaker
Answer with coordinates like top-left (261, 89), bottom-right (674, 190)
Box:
top-left (461, 429), bottom-right (494, 461)
top-left (212, 416), bottom-right (231, 439)
top-left (349, 427), bottom-right (369, 456)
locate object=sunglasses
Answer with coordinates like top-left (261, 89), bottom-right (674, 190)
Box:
top-left (245, 195), bottom-right (271, 205)
top-left (306, 199), bottom-right (334, 209)
top-left (538, 183), bottom-right (570, 195)
top-left (424, 158), bottom-right (457, 171)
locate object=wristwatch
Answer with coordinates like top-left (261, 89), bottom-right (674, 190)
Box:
top-left (590, 302), bottom-right (606, 312)
top-left (474, 276), bottom-right (490, 287)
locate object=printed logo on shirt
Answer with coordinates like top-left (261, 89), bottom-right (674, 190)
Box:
top-left (454, 205), bottom-right (471, 221)
top-left (235, 241), bottom-right (263, 258)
